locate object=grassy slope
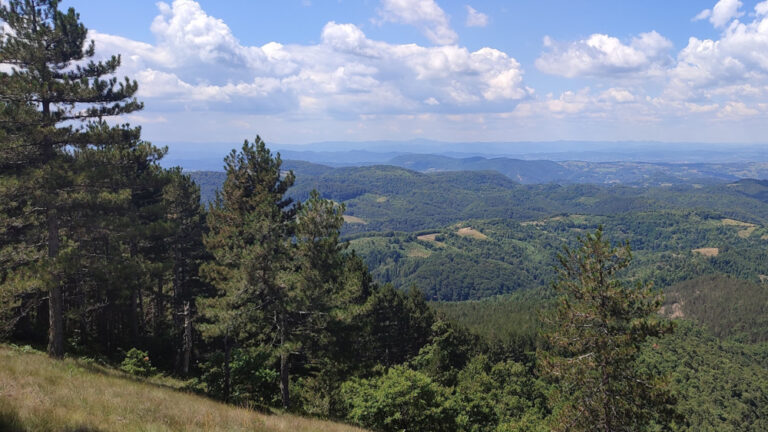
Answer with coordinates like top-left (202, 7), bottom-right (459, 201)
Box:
top-left (0, 345), bottom-right (366, 432)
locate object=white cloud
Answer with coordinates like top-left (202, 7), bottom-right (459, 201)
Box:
top-left (90, 1), bottom-right (529, 119)
top-left (693, 0), bottom-right (744, 28)
top-left (535, 31), bottom-right (673, 78)
top-left (376, 0), bottom-right (458, 45)
top-left (465, 5), bottom-right (488, 28)
top-left (664, 7), bottom-right (768, 103)
top-left (600, 88), bottom-right (635, 103)
top-left (693, 9), bottom-right (712, 22)
top-left (710, 0), bottom-right (743, 28)
top-left (718, 101), bottom-right (758, 117)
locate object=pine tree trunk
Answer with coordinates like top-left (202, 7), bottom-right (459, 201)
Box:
top-left (47, 209), bottom-right (64, 358)
top-left (279, 314), bottom-right (290, 410)
top-left (130, 287), bottom-right (139, 345)
top-left (181, 301), bottom-right (192, 376)
top-left (223, 334), bottom-right (231, 403)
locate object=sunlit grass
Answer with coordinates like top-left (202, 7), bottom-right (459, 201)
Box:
top-left (0, 345), bottom-right (366, 432)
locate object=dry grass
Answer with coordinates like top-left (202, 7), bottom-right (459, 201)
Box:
top-left (738, 227), bottom-right (756, 238)
top-left (342, 215), bottom-right (367, 224)
top-left (720, 218), bottom-right (758, 238)
top-left (0, 345), bottom-right (366, 432)
top-left (456, 227), bottom-right (488, 240)
top-left (374, 196), bottom-right (388, 203)
top-left (415, 233), bottom-right (446, 248)
top-left (416, 233), bottom-right (438, 242)
top-left (692, 247), bottom-right (719, 257)
top-left (721, 218), bottom-right (755, 227)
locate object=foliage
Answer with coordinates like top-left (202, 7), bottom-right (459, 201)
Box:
top-left (341, 365), bottom-right (456, 432)
top-left (663, 275), bottom-right (768, 343)
top-left (120, 348), bottom-right (158, 377)
top-left (638, 321), bottom-right (768, 431)
top-left (0, 344), bottom-right (367, 432)
top-left (196, 347), bottom-right (279, 408)
top-left (538, 227), bottom-right (679, 431)
top-left (453, 355), bottom-right (548, 432)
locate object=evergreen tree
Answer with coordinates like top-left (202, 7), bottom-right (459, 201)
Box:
top-left (538, 227), bottom-right (679, 431)
top-left (0, 0), bottom-right (144, 357)
top-left (199, 137), bottom-right (296, 406)
top-left (162, 168), bottom-right (207, 376)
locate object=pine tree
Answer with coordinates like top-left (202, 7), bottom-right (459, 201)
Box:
top-left (0, 0), bottom-right (145, 357)
top-left (538, 227), bottom-right (679, 431)
top-left (162, 168), bottom-right (207, 375)
top-left (199, 137), bottom-right (295, 406)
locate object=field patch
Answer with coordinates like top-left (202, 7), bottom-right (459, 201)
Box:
top-left (343, 215), bottom-right (367, 224)
top-left (738, 227), bottom-right (756, 238)
top-left (375, 196), bottom-right (388, 203)
top-left (416, 233), bottom-right (446, 247)
top-left (692, 247), bottom-right (719, 257)
top-left (722, 218), bottom-right (756, 227)
top-left (457, 227), bottom-right (488, 240)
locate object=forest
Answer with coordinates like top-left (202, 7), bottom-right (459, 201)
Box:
top-left (2, 2), bottom-right (768, 432)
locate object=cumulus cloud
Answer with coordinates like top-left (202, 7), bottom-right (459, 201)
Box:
top-left (692, 9), bottom-right (712, 22)
top-left (693, 0), bottom-right (744, 28)
top-left (90, 0), bottom-right (529, 118)
top-left (376, 0), bottom-right (458, 45)
top-left (535, 31), bottom-right (673, 78)
top-left (465, 5), bottom-right (488, 27)
top-left (664, 2), bottom-right (768, 104)
top-left (711, 0), bottom-right (744, 28)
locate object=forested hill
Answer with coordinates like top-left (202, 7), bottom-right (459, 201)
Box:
top-left (189, 167), bottom-right (768, 301)
top-left (190, 167), bottom-right (768, 232)
top-left (187, 153), bottom-right (768, 186)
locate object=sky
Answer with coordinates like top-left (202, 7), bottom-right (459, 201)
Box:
top-left (52, 0), bottom-right (768, 145)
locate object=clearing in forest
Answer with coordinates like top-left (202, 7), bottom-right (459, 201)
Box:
top-left (721, 218), bottom-right (757, 238)
top-left (692, 247), bottom-right (719, 257)
top-left (457, 227), bottom-right (488, 240)
top-left (343, 215), bottom-right (367, 224)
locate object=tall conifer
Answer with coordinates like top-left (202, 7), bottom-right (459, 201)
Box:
top-left (538, 227), bottom-right (679, 431)
top-left (0, 0), bottom-right (146, 357)
top-left (199, 137), bottom-right (296, 405)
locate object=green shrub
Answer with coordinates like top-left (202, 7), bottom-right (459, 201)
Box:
top-left (341, 365), bottom-right (456, 432)
top-left (120, 348), bottom-right (158, 377)
top-left (196, 346), bottom-right (279, 408)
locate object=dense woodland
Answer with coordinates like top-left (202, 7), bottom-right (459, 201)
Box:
top-left (2, 2), bottom-right (768, 432)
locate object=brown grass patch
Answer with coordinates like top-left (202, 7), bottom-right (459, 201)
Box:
top-left (0, 346), bottom-right (367, 432)
top-left (738, 227), bottom-right (756, 238)
top-left (342, 215), bottom-right (367, 224)
top-left (692, 247), bottom-right (719, 257)
top-left (456, 227), bottom-right (488, 240)
top-left (722, 218), bottom-right (756, 227)
top-left (416, 233), bottom-right (446, 248)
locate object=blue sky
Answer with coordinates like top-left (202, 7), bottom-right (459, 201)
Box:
top-left (57, 0), bottom-right (768, 145)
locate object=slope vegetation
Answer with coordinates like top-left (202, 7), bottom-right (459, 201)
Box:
top-left (0, 345), bottom-right (366, 432)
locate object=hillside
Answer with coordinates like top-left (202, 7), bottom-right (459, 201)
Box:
top-left (0, 345), bottom-right (366, 432)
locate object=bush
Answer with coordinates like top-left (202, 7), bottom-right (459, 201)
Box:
top-left (340, 365), bottom-right (456, 432)
top-left (120, 348), bottom-right (158, 377)
top-left (196, 346), bottom-right (278, 408)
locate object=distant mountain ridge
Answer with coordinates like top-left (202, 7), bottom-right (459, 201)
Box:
top-left (159, 139), bottom-right (768, 170)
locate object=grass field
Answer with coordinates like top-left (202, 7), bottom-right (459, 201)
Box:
top-left (0, 345), bottom-right (366, 432)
